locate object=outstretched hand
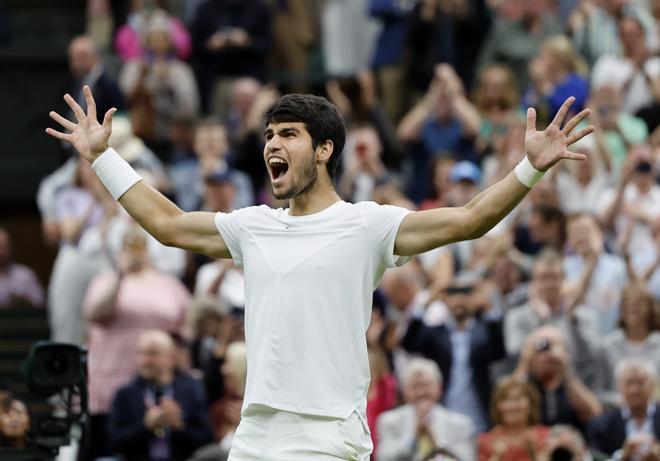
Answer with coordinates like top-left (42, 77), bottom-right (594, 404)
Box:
top-left (525, 97), bottom-right (594, 171)
top-left (45, 85), bottom-right (116, 163)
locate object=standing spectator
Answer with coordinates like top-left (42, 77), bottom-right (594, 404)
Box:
top-left (598, 144), bottom-right (660, 272)
top-left (588, 358), bottom-right (660, 459)
top-left (596, 282), bottom-right (660, 403)
top-left (398, 64), bottom-right (481, 202)
top-left (65, 35), bottom-right (125, 125)
top-left (48, 159), bottom-right (108, 345)
top-left (191, 0), bottom-right (272, 114)
top-left (524, 35), bottom-right (589, 126)
top-left (477, 1), bottom-right (562, 91)
top-left (401, 278), bottom-right (506, 433)
top-left (114, 1), bottom-right (192, 61)
top-left (592, 16), bottom-right (660, 115)
top-left (0, 228), bottom-right (44, 308)
top-left (478, 377), bottom-right (549, 461)
top-left (564, 213), bottom-right (627, 334)
top-left (377, 358), bottom-right (476, 461)
top-left (108, 330), bottom-right (213, 461)
top-left (119, 11), bottom-right (200, 152)
top-left (83, 227), bottom-right (190, 461)
top-left (505, 249), bottom-right (600, 387)
top-left (472, 64), bottom-right (521, 157)
top-left (513, 326), bottom-right (602, 432)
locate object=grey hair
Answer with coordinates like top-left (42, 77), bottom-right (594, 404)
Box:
top-left (615, 357), bottom-right (657, 384)
top-left (548, 424), bottom-right (586, 452)
top-left (402, 357), bottom-right (443, 388)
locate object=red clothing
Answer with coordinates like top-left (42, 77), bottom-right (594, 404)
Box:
top-left (366, 373), bottom-right (398, 458)
top-left (478, 425), bottom-right (549, 461)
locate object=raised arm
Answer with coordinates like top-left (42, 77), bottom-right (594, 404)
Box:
top-left (395, 97), bottom-right (594, 256)
top-left (46, 86), bottom-right (231, 259)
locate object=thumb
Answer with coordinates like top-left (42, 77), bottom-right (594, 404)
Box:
top-left (102, 108), bottom-right (117, 131)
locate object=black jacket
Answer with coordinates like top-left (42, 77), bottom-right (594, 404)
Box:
top-left (108, 372), bottom-right (214, 461)
top-left (587, 404), bottom-right (660, 456)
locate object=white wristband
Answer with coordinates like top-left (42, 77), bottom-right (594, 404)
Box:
top-left (514, 156), bottom-right (545, 188)
top-left (91, 148), bottom-right (142, 200)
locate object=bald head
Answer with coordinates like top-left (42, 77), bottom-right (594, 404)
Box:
top-left (68, 36), bottom-right (99, 79)
top-left (136, 330), bottom-right (176, 383)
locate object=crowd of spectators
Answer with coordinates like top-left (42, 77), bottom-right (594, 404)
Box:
top-left (2, 0), bottom-right (660, 459)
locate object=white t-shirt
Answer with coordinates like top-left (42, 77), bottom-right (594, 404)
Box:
top-left (214, 200), bottom-right (411, 419)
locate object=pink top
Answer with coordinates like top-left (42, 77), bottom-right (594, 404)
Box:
top-left (84, 270), bottom-right (190, 414)
top-left (478, 425), bottom-right (550, 461)
top-left (115, 17), bottom-right (192, 61)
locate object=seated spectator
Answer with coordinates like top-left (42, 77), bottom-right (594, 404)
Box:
top-left (0, 398), bottom-right (30, 448)
top-left (478, 376), bottom-right (549, 461)
top-left (588, 358), bottom-right (660, 459)
top-left (524, 35), bottom-right (589, 126)
top-left (401, 277), bottom-right (505, 433)
top-left (170, 119), bottom-right (254, 212)
top-left (119, 10), bottom-right (200, 151)
top-left (539, 425), bottom-right (592, 461)
top-left (505, 249), bottom-right (600, 387)
top-left (588, 85), bottom-right (648, 180)
top-left (514, 205), bottom-right (566, 256)
top-left (398, 64), bottom-right (480, 202)
top-left (563, 213), bottom-right (626, 334)
top-left (115, 2), bottom-right (192, 61)
top-left (513, 326), bottom-right (602, 432)
top-left (108, 330), bottom-right (213, 461)
top-left (83, 227), bottom-right (190, 460)
top-left (597, 282), bottom-right (660, 404)
top-left (377, 358), bottom-right (475, 461)
top-left (209, 341), bottom-right (246, 452)
top-left (0, 227), bottom-right (44, 308)
top-left (554, 137), bottom-right (611, 215)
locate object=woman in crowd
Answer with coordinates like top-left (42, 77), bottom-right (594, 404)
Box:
top-left (478, 376), bottom-right (549, 461)
top-left (597, 281), bottom-right (660, 403)
top-left (83, 226), bottom-right (190, 460)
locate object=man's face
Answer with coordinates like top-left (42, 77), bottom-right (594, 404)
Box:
top-left (264, 122), bottom-right (320, 200)
top-left (532, 262), bottom-right (564, 301)
top-left (0, 400), bottom-right (29, 438)
top-left (68, 39), bottom-right (97, 79)
top-left (619, 368), bottom-right (653, 411)
top-left (403, 371), bottom-right (441, 405)
top-left (136, 339), bottom-right (175, 383)
top-left (444, 289), bottom-right (473, 322)
top-left (194, 125), bottom-right (229, 162)
top-left (567, 216), bottom-right (601, 256)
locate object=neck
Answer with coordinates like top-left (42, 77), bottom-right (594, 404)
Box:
top-left (626, 324), bottom-right (649, 342)
top-left (288, 173), bottom-right (341, 216)
top-left (502, 422), bottom-right (528, 433)
top-left (630, 404), bottom-right (649, 421)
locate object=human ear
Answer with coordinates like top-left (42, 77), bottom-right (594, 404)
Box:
top-left (316, 140), bottom-right (334, 163)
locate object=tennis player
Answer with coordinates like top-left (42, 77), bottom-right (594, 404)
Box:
top-left (47, 86), bottom-right (592, 460)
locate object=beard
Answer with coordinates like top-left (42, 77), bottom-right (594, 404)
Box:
top-left (273, 152), bottom-right (318, 200)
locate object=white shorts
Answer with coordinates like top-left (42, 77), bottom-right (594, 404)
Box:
top-left (227, 404), bottom-right (373, 460)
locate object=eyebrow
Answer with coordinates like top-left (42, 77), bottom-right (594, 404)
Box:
top-left (264, 126), bottom-right (299, 139)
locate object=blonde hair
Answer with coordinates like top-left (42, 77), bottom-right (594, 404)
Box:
top-left (472, 64), bottom-right (519, 112)
top-left (541, 35), bottom-right (588, 77)
top-left (490, 376), bottom-right (542, 426)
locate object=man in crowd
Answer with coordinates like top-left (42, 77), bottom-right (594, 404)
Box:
top-left (0, 227), bottom-right (44, 308)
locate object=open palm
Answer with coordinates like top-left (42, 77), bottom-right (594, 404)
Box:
top-left (45, 85), bottom-right (116, 163)
top-left (525, 96), bottom-right (594, 171)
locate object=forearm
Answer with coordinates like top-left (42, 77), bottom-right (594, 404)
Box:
top-left (117, 181), bottom-right (184, 245)
top-left (565, 376), bottom-right (602, 423)
top-left (86, 272), bottom-right (122, 323)
top-left (397, 98), bottom-right (433, 141)
top-left (452, 96), bottom-right (481, 139)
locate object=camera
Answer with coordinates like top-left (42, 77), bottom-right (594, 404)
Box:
top-left (7, 342), bottom-right (89, 460)
top-left (534, 338), bottom-right (552, 353)
top-left (550, 446), bottom-right (575, 461)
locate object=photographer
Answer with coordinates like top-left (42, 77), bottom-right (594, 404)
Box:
top-left (588, 358), bottom-right (660, 460)
top-left (540, 425), bottom-right (592, 461)
top-left (513, 326), bottom-right (602, 432)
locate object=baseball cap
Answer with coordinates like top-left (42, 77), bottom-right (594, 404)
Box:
top-left (450, 161), bottom-right (481, 184)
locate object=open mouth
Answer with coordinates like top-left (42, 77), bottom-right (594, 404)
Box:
top-left (268, 157), bottom-right (289, 181)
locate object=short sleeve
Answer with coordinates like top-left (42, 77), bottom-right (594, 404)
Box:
top-left (214, 210), bottom-right (245, 267)
top-left (360, 202), bottom-right (412, 269)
